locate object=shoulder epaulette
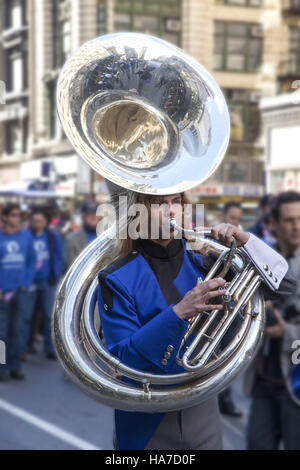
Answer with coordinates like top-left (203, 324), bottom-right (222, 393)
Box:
top-left (100, 249), bottom-right (140, 276)
top-left (98, 250), bottom-right (140, 315)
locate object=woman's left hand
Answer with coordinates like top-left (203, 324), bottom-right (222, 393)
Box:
top-left (198, 223), bottom-right (250, 247)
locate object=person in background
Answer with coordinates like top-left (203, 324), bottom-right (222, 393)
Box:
top-left (60, 210), bottom-right (73, 237)
top-left (62, 200), bottom-right (103, 381)
top-left (245, 191), bottom-right (300, 449)
top-left (0, 203), bottom-right (36, 380)
top-left (0, 206), bottom-right (3, 230)
top-left (260, 210), bottom-right (277, 247)
top-left (217, 201), bottom-right (243, 417)
top-left (247, 194), bottom-right (275, 242)
top-left (64, 200), bottom-right (102, 269)
top-left (52, 209), bottom-right (73, 238)
top-left (23, 207), bottom-right (64, 359)
top-left (221, 201), bottom-right (243, 228)
top-left (20, 204), bottom-right (30, 229)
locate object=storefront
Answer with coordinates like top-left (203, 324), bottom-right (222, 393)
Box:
top-left (186, 182), bottom-right (263, 226)
top-left (260, 93), bottom-right (300, 194)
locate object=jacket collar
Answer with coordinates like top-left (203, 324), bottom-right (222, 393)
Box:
top-left (137, 237), bottom-right (185, 259)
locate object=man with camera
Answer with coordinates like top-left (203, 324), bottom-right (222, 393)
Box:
top-left (245, 191), bottom-right (300, 450)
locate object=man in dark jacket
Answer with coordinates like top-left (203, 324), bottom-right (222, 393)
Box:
top-left (64, 200), bottom-right (101, 269)
top-left (245, 191), bottom-right (300, 449)
top-left (24, 207), bottom-right (64, 358)
top-left (247, 194), bottom-right (274, 241)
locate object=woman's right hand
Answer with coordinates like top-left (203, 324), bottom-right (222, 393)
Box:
top-left (173, 278), bottom-right (227, 321)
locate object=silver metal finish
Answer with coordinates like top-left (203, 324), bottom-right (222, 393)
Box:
top-left (56, 33), bottom-right (230, 194)
top-left (169, 218), bottom-right (264, 373)
top-left (53, 32), bottom-right (265, 413)
top-left (53, 219), bottom-right (265, 412)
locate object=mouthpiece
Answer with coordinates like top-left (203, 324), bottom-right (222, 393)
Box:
top-left (169, 218), bottom-right (177, 232)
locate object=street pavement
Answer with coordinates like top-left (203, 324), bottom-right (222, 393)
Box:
top-left (220, 375), bottom-right (251, 450)
top-left (0, 344), bottom-right (250, 450)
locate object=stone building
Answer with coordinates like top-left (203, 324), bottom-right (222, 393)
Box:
top-left (260, 92), bottom-right (300, 194)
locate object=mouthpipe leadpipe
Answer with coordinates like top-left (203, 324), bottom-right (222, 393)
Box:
top-left (169, 217), bottom-right (212, 237)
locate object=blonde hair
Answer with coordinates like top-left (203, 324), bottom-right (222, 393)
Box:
top-left (98, 187), bottom-right (210, 270)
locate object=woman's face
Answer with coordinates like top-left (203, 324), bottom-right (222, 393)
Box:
top-left (145, 193), bottom-right (183, 240)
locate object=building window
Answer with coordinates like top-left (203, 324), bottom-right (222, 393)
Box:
top-left (4, 0), bottom-right (26, 29)
top-left (47, 80), bottom-right (61, 139)
top-left (222, 0), bottom-right (262, 6)
top-left (98, 0), bottom-right (107, 35)
top-left (224, 159), bottom-right (250, 183)
top-left (23, 116), bottom-right (28, 153)
top-left (223, 89), bottom-right (260, 143)
top-left (221, 158), bottom-right (263, 184)
top-left (6, 48), bottom-right (25, 93)
top-left (214, 158), bottom-right (263, 184)
top-left (282, 0), bottom-right (300, 13)
top-left (52, 0), bottom-right (71, 68)
top-left (288, 26), bottom-right (300, 75)
top-left (214, 21), bottom-right (263, 73)
top-left (114, 0), bottom-right (182, 46)
top-left (6, 120), bottom-right (22, 155)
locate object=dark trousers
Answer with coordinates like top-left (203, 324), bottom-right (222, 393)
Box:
top-left (246, 387), bottom-right (300, 450)
top-left (0, 288), bottom-right (28, 373)
top-left (22, 281), bottom-right (56, 354)
top-left (219, 386), bottom-right (233, 403)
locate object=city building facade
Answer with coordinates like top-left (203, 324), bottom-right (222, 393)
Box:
top-left (0, 0), bottom-right (299, 216)
top-left (260, 92), bottom-right (300, 194)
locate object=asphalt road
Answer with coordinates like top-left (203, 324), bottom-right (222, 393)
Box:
top-left (220, 374), bottom-right (251, 450)
top-left (0, 345), bottom-right (250, 450)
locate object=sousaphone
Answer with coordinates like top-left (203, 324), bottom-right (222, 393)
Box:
top-left (53, 33), bottom-right (264, 412)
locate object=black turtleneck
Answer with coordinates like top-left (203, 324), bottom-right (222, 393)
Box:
top-left (136, 238), bottom-right (184, 306)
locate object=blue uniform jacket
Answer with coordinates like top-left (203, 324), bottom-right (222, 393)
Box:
top-left (98, 237), bottom-right (296, 450)
top-left (29, 227), bottom-right (64, 285)
top-left (98, 238), bottom-right (204, 449)
top-left (0, 228), bottom-right (36, 291)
